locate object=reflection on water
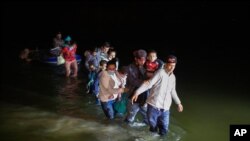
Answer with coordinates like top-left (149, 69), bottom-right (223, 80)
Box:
top-left (0, 102), bottom-right (185, 141)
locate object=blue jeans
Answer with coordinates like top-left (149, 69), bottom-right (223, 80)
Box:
top-left (101, 100), bottom-right (115, 119)
top-left (125, 100), bottom-right (148, 124)
top-left (147, 104), bottom-right (170, 136)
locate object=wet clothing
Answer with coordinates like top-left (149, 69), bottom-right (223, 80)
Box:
top-left (124, 63), bottom-right (149, 123)
top-left (147, 104), bottom-right (170, 135)
top-left (86, 70), bottom-right (98, 94)
top-left (101, 100), bottom-right (115, 119)
top-left (61, 44), bottom-right (77, 62)
top-left (99, 71), bottom-right (124, 119)
top-left (98, 71), bottom-right (122, 102)
top-left (134, 68), bottom-right (181, 135)
top-left (125, 63), bottom-right (148, 105)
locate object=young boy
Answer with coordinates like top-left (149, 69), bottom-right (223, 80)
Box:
top-left (145, 50), bottom-right (164, 79)
top-left (86, 61), bottom-right (98, 94)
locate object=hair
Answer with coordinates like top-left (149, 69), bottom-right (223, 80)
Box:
top-left (166, 55), bottom-right (177, 63)
top-left (118, 66), bottom-right (127, 75)
top-left (88, 60), bottom-right (95, 66)
top-left (91, 47), bottom-right (98, 53)
top-left (99, 60), bottom-right (107, 66)
top-left (108, 49), bottom-right (116, 55)
top-left (102, 42), bottom-right (111, 47)
top-left (107, 59), bottom-right (117, 67)
top-left (133, 49), bottom-right (147, 59)
top-left (148, 49), bottom-right (157, 55)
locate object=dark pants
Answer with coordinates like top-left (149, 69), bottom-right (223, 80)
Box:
top-left (101, 100), bottom-right (115, 119)
top-left (147, 104), bottom-right (170, 136)
top-left (125, 100), bottom-right (148, 124)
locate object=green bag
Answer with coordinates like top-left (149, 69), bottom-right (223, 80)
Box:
top-left (114, 93), bottom-right (128, 114)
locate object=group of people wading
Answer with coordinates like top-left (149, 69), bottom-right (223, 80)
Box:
top-left (20, 32), bottom-right (184, 137)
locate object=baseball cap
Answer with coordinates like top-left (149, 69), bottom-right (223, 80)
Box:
top-left (134, 49), bottom-right (147, 59)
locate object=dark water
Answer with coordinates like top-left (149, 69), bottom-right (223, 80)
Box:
top-left (1, 53), bottom-right (249, 141)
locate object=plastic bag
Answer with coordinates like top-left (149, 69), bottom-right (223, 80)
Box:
top-left (57, 55), bottom-right (65, 65)
top-left (114, 93), bottom-right (128, 115)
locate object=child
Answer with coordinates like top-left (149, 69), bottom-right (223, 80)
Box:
top-left (145, 50), bottom-right (164, 79)
top-left (61, 37), bottom-right (78, 77)
top-left (114, 66), bottom-right (128, 117)
top-left (86, 61), bottom-right (97, 94)
top-left (116, 66), bottom-right (127, 100)
top-left (92, 60), bottom-right (107, 105)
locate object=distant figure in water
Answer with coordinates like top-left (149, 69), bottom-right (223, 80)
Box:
top-left (51, 32), bottom-right (64, 56)
top-left (61, 36), bottom-right (78, 77)
top-left (19, 48), bottom-right (32, 62)
top-left (19, 48), bottom-right (39, 62)
top-left (131, 55), bottom-right (183, 136)
top-left (53, 32), bottom-right (64, 48)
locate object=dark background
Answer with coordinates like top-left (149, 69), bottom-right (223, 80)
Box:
top-left (1, 1), bottom-right (249, 66)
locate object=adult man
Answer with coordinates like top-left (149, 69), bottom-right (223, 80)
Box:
top-left (51, 32), bottom-right (64, 56)
top-left (131, 55), bottom-right (183, 136)
top-left (124, 49), bottom-right (149, 124)
top-left (53, 32), bottom-right (64, 48)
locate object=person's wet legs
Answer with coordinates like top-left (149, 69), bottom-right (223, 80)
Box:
top-left (124, 101), bottom-right (140, 123)
top-left (71, 60), bottom-right (78, 77)
top-left (65, 61), bottom-right (71, 77)
top-left (147, 104), bottom-right (159, 133)
top-left (101, 100), bottom-right (115, 119)
top-left (158, 110), bottom-right (169, 136)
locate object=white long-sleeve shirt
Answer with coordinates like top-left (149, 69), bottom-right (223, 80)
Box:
top-left (135, 69), bottom-right (181, 110)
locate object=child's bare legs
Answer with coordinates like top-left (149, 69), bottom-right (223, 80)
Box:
top-left (65, 61), bottom-right (71, 77)
top-left (71, 60), bottom-right (78, 77)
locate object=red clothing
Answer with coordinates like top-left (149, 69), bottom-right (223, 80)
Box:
top-left (145, 60), bottom-right (159, 73)
top-left (62, 44), bottom-right (77, 61)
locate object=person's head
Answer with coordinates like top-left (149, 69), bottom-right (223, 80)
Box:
top-left (108, 49), bottom-right (116, 60)
top-left (64, 35), bottom-right (72, 45)
top-left (118, 66), bottom-right (127, 77)
top-left (99, 60), bottom-right (107, 70)
top-left (88, 61), bottom-right (96, 71)
top-left (165, 55), bottom-right (177, 73)
top-left (101, 42), bottom-right (111, 53)
top-left (147, 50), bottom-right (158, 62)
top-left (106, 60), bottom-right (117, 74)
top-left (84, 50), bottom-right (91, 57)
top-left (56, 32), bottom-right (62, 39)
top-left (134, 49), bottom-right (147, 67)
top-left (91, 48), bottom-right (98, 56)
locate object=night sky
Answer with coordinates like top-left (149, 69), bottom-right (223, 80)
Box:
top-left (1, 1), bottom-right (249, 65)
